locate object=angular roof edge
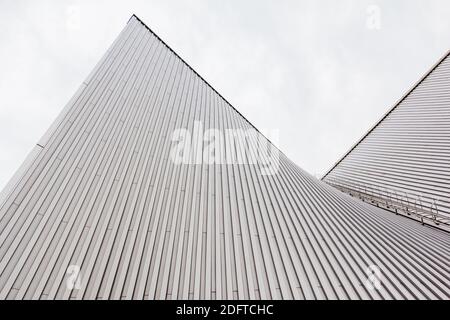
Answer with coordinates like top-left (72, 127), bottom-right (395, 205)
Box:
top-left (128, 14), bottom-right (289, 162)
top-left (322, 49), bottom-right (450, 180)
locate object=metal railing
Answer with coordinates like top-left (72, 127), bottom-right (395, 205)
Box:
top-left (325, 177), bottom-right (450, 231)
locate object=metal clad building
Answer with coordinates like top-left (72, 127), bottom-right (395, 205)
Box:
top-left (323, 51), bottom-right (450, 223)
top-left (0, 15), bottom-right (449, 300)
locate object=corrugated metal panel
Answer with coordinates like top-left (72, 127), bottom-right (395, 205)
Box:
top-left (0, 15), bottom-right (449, 300)
top-left (323, 51), bottom-right (450, 226)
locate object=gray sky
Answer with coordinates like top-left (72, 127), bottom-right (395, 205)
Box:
top-left (0, 0), bottom-right (449, 191)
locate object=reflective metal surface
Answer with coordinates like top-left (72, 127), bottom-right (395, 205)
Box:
top-left (0, 15), bottom-right (449, 300)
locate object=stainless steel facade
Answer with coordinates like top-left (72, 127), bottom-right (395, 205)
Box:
top-left (0, 15), bottom-right (449, 300)
top-left (323, 51), bottom-right (450, 226)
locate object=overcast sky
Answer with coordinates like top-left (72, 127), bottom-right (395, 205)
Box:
top-left (0, 0), bottom-right (449, 191)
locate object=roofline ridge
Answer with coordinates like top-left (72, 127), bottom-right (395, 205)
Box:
top-left (127, 14), bottom-right (291, 166)
top-left (321, 48), bottom-right (450, 180)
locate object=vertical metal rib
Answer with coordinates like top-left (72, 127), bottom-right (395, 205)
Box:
top-left (0, 15), bottom-right (448, 300)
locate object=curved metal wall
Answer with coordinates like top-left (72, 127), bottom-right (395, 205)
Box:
top-left (0, 15), bottom-right (449, 300)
